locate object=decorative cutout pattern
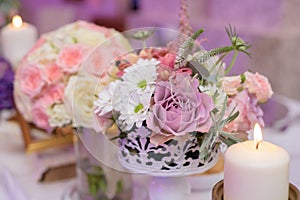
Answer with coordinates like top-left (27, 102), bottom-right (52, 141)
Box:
top-left (118, 126), bottom-right (219, 176)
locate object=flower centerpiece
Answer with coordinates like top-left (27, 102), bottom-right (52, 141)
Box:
top-left (13, 20), bottom-right (132, 133)
top-left (93, 26), bottom-right (273, 175)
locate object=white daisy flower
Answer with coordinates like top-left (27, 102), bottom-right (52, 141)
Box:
top-left (122, 58), bottom-right (158, 90)
top-left (113, 84), bottom-right (154, 131)
top-left (94, 80), bottom-right (120, 116)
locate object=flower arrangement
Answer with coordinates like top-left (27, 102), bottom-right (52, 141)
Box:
top-left (93, 26), bottom-right (273, 161)
top-left (13, 21), bottom-right (132, 132)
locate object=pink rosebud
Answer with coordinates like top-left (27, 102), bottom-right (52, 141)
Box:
top-left (221, 75), bottom-right (242, 96)
top-left (93, 112), bottom-right (114, 134)
top-left (244, 71), bottom-right (273, 103)
top-left (56, 44), bottom-right (85, 73)
top-left (159, 52), bottom-right (176, 68)
top-left (19, 64), bottom-right (45, 98)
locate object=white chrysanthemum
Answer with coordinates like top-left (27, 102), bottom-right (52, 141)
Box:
top-left (94, 80), bottom-right (120, 116)
top-left (47, 103), bottom-right (72, 127)
top-left (113, 85), bottom-right (154, 131)
top-left (200, 84), bottom-right (226, 113)
top-left (122, 58), bottom-right (158, 89)
top-left (107, 58), bottom-right (159, 131)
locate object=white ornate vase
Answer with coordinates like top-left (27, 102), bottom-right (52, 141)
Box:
top-left (118, 126), bottom-right (220, 200)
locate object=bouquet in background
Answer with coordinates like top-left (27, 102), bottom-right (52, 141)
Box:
top-left (13, 21), bottom-right (132, 132)
top-left (94, 26), bottom-right (273, 159)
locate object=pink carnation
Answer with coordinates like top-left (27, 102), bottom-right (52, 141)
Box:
top-left (56, 44), bottom-right (85, 73)
top-left (19, 64), bottom-right (45, 98)
top-left (244, 71), bottom-right (273, 103)
top-left (224, 90), bottom-right (264, 133)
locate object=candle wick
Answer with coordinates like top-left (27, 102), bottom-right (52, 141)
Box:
top-left (256, 141), bottom-right (261, 149)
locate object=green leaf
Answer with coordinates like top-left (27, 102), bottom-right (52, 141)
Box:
top-left (221, 131), bottom-right (245, 143)
top-left (187, 61), bottom-right (210, 77)
top-left (240, 73), bottom-right (246, 83)
top-left (116, 180), bottom-right (124, 194)
top-left (226, 111), bottom-right (239, 124)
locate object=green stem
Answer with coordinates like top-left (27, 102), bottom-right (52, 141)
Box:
top-left (209, 52), bottom-right (228, 74)
top-left (225, 50), bottom-right (238, 75)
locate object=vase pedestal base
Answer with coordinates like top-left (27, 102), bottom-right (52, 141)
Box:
top-left (148, 176), bottom-right (190, 200)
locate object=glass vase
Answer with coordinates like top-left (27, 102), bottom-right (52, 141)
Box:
top-left (74, 128), bottom-right (132, 200)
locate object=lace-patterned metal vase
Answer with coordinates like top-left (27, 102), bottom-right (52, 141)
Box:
top-left (118, 126), bottom-right (220, 200)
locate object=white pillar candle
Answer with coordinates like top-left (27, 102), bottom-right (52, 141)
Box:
top-left (224, 124), bottom-right (290, 200)
top-left (0, 15), bottom-right (37, 69)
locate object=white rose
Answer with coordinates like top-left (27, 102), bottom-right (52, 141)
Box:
top-left (47, 103), bottom-right (72, 127)
top-left (64, 75), bottom-right (99, 128)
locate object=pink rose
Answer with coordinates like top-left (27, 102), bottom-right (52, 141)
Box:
top-left (31, 101), bottom-right (51, 131)
top-left (224, 90), bottom-right (264, 133)
top-left (244, 71), bottom-right (273, 103)
top-left (39, 84), bottom-right (64, 106)
top-left (147, 74), bottom-right (214, 145)
top-left (221, 75), bottom-right (242, 96)
top-left (56, 44), bottom-right (85, 73)
top-left (44, 63), bottom-right (63, 84)
top-left (19, 64), bottom-right (45, 98)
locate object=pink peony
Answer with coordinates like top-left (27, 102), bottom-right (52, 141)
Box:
top-left (19, 64), bottom-right (45, 98)
top-left (147, 74), bottom-right (214, 145)
top-left (56, 44), bottom-right (85, 73)
top-left (221, 75), bottom-right (242, 96)
top-left (223, 90), bottom-right (264, 133)
top-left (244, 71), bottom-right (273, 103)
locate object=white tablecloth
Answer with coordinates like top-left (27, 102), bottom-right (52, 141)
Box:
top-left (0, 95), bottom-right (299, 200)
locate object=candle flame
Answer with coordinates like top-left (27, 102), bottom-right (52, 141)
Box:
top-left (12, 15), bottom-right (23, 28)
top-left (254, 123), bottom-right (263, 149)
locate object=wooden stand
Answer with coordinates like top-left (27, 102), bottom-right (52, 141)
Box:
top-left (16, 109), bottom-right (74, 153)
top-left (212, 180), bottom-right (300, 200)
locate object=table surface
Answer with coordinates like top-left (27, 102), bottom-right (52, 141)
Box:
top-left (0, 95), bottom-right (299, 200)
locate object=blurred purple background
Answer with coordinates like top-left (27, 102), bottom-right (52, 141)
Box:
top-left (13, 0), bottom-right (300, 101)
